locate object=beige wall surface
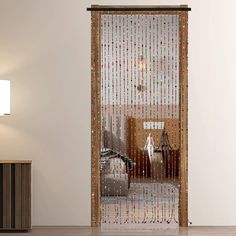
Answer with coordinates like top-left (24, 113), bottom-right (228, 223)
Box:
top-left (0, 0), bottom-right (236, 226)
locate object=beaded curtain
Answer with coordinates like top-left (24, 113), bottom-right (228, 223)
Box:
top-left (100, 14), bottom-right (180, 225)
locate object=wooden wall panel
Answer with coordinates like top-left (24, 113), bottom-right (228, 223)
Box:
top-left (21, 164), bottom-right (26, 228)
top-left (3, 164), bottom-right (11, 228)
top-left (0, 162), bottom-right (31, 230)
top-left (0, 165), bottom-right (3, 228)
top-left (22, 164), bottom-right (31, 229)
top-left (15, 164), bottom-right (22, 229)
top-left (11, 164), bottom-right (15, 228)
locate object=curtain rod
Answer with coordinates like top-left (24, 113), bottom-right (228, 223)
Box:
top-left (87, 7), bottom-right (191, 12)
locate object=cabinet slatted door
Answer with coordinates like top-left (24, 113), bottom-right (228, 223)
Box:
top-left (0, 161), bottom-right (31, 230)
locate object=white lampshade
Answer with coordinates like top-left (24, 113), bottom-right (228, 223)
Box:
top-left (0, 80), bottom-right (10, 115)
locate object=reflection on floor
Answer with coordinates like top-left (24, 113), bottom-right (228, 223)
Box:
top-left (101, 181), bottom-right (179, 225)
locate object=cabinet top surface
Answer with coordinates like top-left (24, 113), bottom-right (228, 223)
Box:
top-left (0, 160), bottom-right (32, 164)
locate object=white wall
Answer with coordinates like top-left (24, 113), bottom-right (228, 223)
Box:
top-left (0, 0), bottom-right (236, 226)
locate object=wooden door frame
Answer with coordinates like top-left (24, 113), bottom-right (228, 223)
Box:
top-left (90, 5), bottom-right (189, 227)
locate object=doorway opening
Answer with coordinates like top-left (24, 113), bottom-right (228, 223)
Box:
top-left (90, 5), bottom-right (189, 227)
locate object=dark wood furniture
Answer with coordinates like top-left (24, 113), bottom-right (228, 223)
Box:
top-left (0, 160), bottom-right (31, 231)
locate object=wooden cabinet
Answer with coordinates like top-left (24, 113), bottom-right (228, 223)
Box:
top-left (0, 161), bottom-right (31, 230)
